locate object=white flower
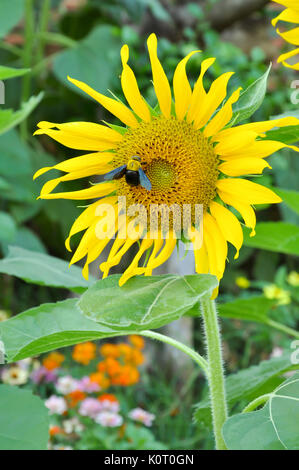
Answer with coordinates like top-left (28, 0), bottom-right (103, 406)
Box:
top-left (2, 366), bottom-right (29, 385)
top-left (55, 375), bottom-right (79, 395)
top-left (128, 407), bottom-right (155, 427)
top-left (94, 412), bottom-right (123, 427)
top-left (270, 347), bottom-right (283, 359)
top-left (99, 399), bottom-right (120, 413)
top-left (16, 358), bottom-right (32, 370)
top-left (45, 395), bottom-right (67, 415)
top-left (62, 417), bottom-right (84, 434)
top-left (78, 398), bottom-right (102, 418)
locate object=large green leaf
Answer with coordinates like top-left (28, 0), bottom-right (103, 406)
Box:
top-left (243, 222), bottom-right (299, 256)
top-left (269, 187), bottom-right (299, 216)
top-left (0, 66), bottom-right (29, 80)
top-left (218, 296), bottom-right (276, 324)
top-left (231, 64), bottom-right (271, 124)
top-left (53, 25), bottom-right (121, 96)
top-left (194, 354), bottom-right (298, 428)
top-left (0, 93), bottom-right (43, 135)
top-left (222, 372), bottom-right (299, 450)
top-left (0, 246), bottom-right (94, 292)
top-left (0, 385), bottom-right (49, 450)
top-left (79, 274), bottom-right (218, 330)
top-left (0, 0), bottom-right (24, 38)
top-left (0, 298), bottom-right (129, 362)
top-left (0, 212), bottom-right (16, 243)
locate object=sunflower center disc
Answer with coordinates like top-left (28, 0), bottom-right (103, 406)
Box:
top-left (113, 116), bottom-right (219, 216)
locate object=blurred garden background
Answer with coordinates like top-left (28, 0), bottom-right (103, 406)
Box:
top-left (0, 0), bottom-right (298, 450)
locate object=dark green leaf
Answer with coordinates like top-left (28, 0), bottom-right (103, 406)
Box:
top-left (218, 296), bottom-right (276, 324)
top-left (0, 211), bottom-right (16, 243)
top-left (0, 0), bottom-right (24, 38)
top-left (0, 93), bottom-right (43, 135)
top-left (0, 246), bottom-right (94, 291)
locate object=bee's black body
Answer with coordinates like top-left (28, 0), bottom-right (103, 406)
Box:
top-left (103, 155), bottom-right (152, 191)
top-left (125, 170), bottom-right (140, 187)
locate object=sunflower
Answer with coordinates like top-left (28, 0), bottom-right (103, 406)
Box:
top-left (272, 0), bottom-right (299, 70)
top-left (34, 33), bottom-right (299, 289)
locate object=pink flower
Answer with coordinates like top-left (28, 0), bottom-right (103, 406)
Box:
top-left (76, 376), bottom-right (101, 393)
top-left (94, 412), bottom-right (123, 427)
top-left (98, 399), bottom-right (120, 413)
top-left (128, 408), bottom-right (155, 427)
top-left (45, 395), bottom-right (67, 415)
top-left (31, 366), bottom-right (57, 384)
top-left (78, 398), bottom-right (102, 418)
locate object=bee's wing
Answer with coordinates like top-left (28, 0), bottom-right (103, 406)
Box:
top-left (103, 165), bottom-right (126, 181)
top-left (139, 168), bottom-right (152, 191)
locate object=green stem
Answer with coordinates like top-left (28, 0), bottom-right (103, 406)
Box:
top-left (200, 296), bottom-right (228, 450)
top-left (20, 0), bottom-right (35, 140)
top-left (36, 0), bottom-right (51, 64)
top-left (139, 330), bottom-right (209, 376)
top-left (242, 394), bottom-right (271, 413)
top-left (266, 319), bottom-right (299, 339)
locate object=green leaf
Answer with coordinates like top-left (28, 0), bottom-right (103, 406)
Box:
top-left (243, 222), bottom-right (299, 255)
top-left (223, 372), bottom-right (299, 450)
top-left (0, 246), bottom-right (94, 292)
top-left (218, 296), bottom-right (276, 324)
top-left (265, 110), bottom-right (299, 145)
top-left (78, 274), bottom-right (218, 331)
top-left (0, 93), bottom-right (43, 135)
top-left (269, 187), bottom-right (299, 216)
top-left (194, 354), bottom-right (298, 429)
top-left (53, 25), bottom-right (121, 96)
top-left (0, 298), bottom-right (128, 362)
top-left (231, 64), bottom-right (271, 124)
top-left (0, 211), bottom-right (16, 243)
top-left (0, 385), bottom-right (49, 450)
top-left (0, 0), bottom-right (24, 39)
top-left (0, 66), bottom-right (29, 80)
top-left (1, 227), bottom-right (47, 254)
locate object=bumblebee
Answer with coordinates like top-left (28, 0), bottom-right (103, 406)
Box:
top-left (103, 155), bottom-right (152, 191)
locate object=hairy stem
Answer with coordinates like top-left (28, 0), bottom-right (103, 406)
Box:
top-left (242, 394), bottom-right (271, 413)
top-left (201, 296), bottom-right (228, 450)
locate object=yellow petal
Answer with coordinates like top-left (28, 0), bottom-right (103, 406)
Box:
top-left (214, 131), bottom-right (258, 154)
top-left (33, 152), bottom-right (112, 180)
top-left (67, 76), bottom-right (138, 128)
top-left (146, 231), bottom-right (177, 270)
top-left (272, 7), bottom-right (299, 27)
top-left (277, 47), bottom-right (299, 70)
top-left (204, 212), bottom-right (227, 279)
top-left (119, 237), bottom-right (153, 286)
top-left (34, 121), bottom-right (122, 151)
top-left (204, 87), bottom-right (242, 138)
top-left (144, 236), bottom-right (164, 275)
top-left (219, 140), bottom-right (299, 160)
top-left (210, 201), bottom-right (243, 259)
top-left (217, 178), bottom-right (282, 204)
top-left (173, 50), bottom-right (200, 120)
top-left (70, 221), bottom-right (98, 265)
top-left (120, 44), bottom-right (151, 122)
top-left (147, 33), bottom-right (172, 118)
top-left (188, 228), bottom-right (208, 274)
top-left (215, 116), bottom-right (299, 141)
top-left (38, 181), bottom-right (115, 200)
top-left (218, 191), bottom-right (256, 236)
top-left (65, 196), bottom-right (117, 251)
top-left (277, 26), bottom-right (299, 46)
top-left (218, 158), bottom-right (271, 176)
top-left (186, 57), bottom-right (216, 123)
top-left (272, 1), bottom-right (299, 12)
top-left (193, 71), bottom-right (235, 130)
top-left (82, 237), bottom-right (111, 280)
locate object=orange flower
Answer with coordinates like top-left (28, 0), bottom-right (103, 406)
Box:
top-left (49, 425), bottom-right (64, 437)
top-left (89, 372), bottom-right (110, 389)
top-left (65, 390), bottom-right (86, 408)
top-left (97, 361), bottom-right (107, 373)
top-left (98, 393), bottom-right (118, 403)
top-left (129, 335), bottom-right (145, 350)
top-left (43, 352), bottom-right (65, 370)
top-left (117, 343), bottom-right (132, 360)
top-left (111, 365), bottom-right (140, 386)
top-left (129, 348), bottom-right (144, 366)
top-left (99, 343), bottom-right (119, 358)
top-left (72, 342), bottom-right (96, 365)
top-left (105, 357), bottom-right (122, 377)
